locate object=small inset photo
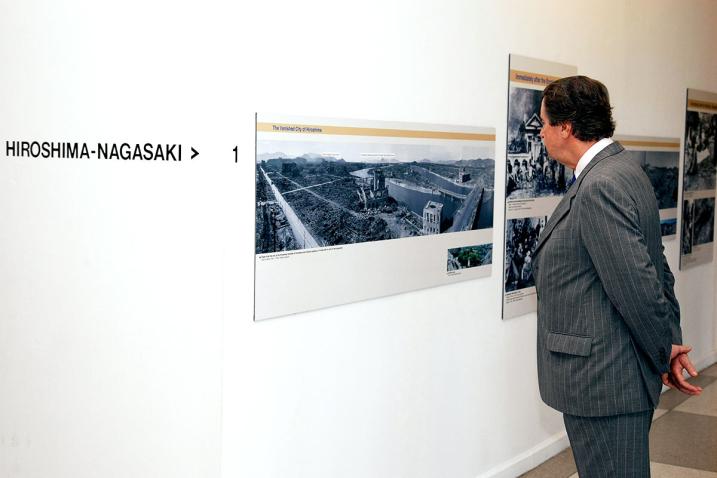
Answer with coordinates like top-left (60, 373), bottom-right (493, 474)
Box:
top-left (447, 244), bottom-right (492, 271)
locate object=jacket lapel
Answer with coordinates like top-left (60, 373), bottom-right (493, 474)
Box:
top-left (533, 141), bottom-right (625, 257)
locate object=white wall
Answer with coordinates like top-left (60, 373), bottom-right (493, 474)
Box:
top-left (1, 1), bottom-right (716, 478)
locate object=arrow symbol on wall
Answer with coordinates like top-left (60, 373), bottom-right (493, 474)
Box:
top-left (191, 147), bottom-right (199, 159)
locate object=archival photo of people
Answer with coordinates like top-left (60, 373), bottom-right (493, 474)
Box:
top-left (504, 216), bottom-right (546, 293)
top-left (682, 200), bottom-right (694, 256)
top-left (693, 197), bottom-right (715, 246)
top-left (447, 244), bottom-right (493, 271)
top-left (506, 86), bottom-right (569, 200)
top-left (681, 196), bottom-right (716, 267)
top-left (254, 115), bottom-right (496, 320)
top-left (683, 110), bottom-right (717, 192)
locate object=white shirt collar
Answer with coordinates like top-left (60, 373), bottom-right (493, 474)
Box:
top-left (574, 137), bottom-right (614, 179)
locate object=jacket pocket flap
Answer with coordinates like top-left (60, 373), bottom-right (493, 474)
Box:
top-left (547, 332), bottom-right (592, 357)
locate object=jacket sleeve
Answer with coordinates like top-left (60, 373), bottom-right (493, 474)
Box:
top-left (577, 177), bottom-right (673, 374)
top-left (661, 249), bottom-right (682, 345)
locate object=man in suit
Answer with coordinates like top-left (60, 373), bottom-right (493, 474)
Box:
top-left (532, 76), bottom-right (702, 477)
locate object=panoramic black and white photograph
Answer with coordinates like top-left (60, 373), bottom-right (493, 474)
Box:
top-left (256, 139), bottom-right (495, 254)
top-left (628, 150), bottom-right (679, 209)
top-left (506, 86), bottom-right (569, 200)
top-left (447, 244), bottom-right (493, 271)
top-left (693, 197), bottom-right (715, 245)
top-left (661, 218), bottom-right (677, 237)
top-left (683, 110), bottom-right (717, 192)
top-left (504, 216), bottom-right (546, 292)
top-left (682, 200), bottom-right (694, 255)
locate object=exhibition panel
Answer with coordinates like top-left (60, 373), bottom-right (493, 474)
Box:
top-left (254, 115), bottom-right (495, 320)
top-left (615, 135), bottom-right (680, 239)
top-left (502, 55), bottom-right (576, 319)
top-left (680, 89), bottom-right (717, 270)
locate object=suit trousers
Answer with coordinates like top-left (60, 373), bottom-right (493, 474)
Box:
top-left (563, 410), bottom-right (654, 478)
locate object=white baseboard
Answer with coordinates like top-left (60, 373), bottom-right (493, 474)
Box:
top-left (695, 350), bottom-right (717, 372)
top-left (475, 431), bottom-right (569, 478)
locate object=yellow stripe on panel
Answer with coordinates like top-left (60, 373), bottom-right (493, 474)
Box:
top-left (620, 140), bottom-right (681, 149)
top-left (509, 69), bottom-right (562, 87)
top-left (256, 123), bottom-right (495, 141)
top-left (688, 99), bottom-right (717, 112)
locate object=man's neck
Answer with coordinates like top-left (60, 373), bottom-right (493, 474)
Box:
top-left (564, 139), bottom-right (598, 170)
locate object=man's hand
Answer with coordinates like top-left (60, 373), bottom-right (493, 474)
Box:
top-left (661, 344), bottom-right (702, 395)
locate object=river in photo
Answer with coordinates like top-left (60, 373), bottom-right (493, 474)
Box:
top-left (387, 179), bottom-right (461, 222)
top-left (411, 166), bottom-right (473, 196)
top-left (475, 190), bottom-right (494, 229)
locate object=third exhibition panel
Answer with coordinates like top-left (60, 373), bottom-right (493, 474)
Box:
top-left (681, 89), bottom-right (717, 270)
top-left (615, 135), bottom-right (680, 240)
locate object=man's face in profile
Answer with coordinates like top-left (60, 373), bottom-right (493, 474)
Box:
top-left (539, 99), bottom-right (562, 163)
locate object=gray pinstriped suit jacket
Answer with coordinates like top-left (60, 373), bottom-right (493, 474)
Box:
top-left (533, 141), bottom-right (682, 417)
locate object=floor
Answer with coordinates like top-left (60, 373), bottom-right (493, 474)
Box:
top-left (520, 362), bottom-right (717, 477)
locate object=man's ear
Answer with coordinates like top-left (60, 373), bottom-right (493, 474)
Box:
top-left (559, 122), bottom-right (572, 139)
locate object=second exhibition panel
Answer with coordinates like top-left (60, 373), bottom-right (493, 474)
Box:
top-left (502, 55), bottom-right (576, 319)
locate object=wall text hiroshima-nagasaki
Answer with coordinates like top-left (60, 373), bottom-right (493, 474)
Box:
top-left (5, 141), bottom-right (183, 161)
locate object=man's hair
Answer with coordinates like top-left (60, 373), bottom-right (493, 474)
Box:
top-left (541, 76), bottom-right (615, 141)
